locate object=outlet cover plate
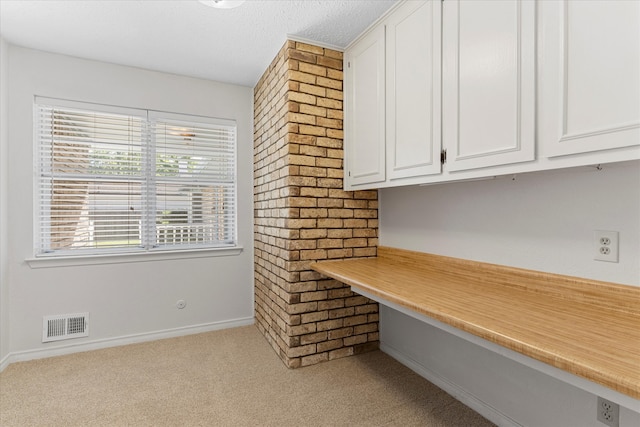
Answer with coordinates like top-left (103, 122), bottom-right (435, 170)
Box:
top-left (594, 230), bottom-right (619, 263)
top-left (597, 396), bottom-right (619, 427)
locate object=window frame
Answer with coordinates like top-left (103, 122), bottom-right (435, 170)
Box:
top-left (32, 96), bottom-right (240, 261)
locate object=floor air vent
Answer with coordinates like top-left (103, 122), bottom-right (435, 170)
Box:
top-left (42, 313), bottom-right (89, 342)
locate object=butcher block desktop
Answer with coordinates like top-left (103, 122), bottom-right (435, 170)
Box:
top-left (311, 246), bottom-right (640, 404)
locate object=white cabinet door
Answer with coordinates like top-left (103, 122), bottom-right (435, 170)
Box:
top-left (540, 0), bottom-right (640, 157)
top-left (344, 25), bottom-right (386, 188)
top-left (386, 0), bottom-right (442, 181)
top-left (443, 0), bottom-right (536, 172)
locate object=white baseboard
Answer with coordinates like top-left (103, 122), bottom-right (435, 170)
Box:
top-left (0, 351), bottom-right (10, 372)
top-left (380, 342), bottom-right (523, 427)
top-left (0, 317), bottom-right (254, 372)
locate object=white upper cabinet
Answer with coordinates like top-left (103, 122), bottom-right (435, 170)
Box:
top-left (442, 0), bottom-right (536, 172)
top-left (344, 24), bottom-right (386, 187)
top-left (386, 0), bottom-right (442, 180)
top-left (539, 0), bottom-right (640, 157)
top-left (343, 0), bottom-right (639, 190)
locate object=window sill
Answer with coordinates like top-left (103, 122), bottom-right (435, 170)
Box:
top-left (25, 246), bottom-right (244, 269)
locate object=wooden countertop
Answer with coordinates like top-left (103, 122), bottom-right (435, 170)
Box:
top-left (311, 246), bottom-right (640, 400)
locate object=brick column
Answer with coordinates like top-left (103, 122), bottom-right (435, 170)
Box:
top-left (253, 41), bottom-right (379, 368)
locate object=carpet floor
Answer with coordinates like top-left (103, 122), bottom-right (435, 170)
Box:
top-left (0, 325), bottom-right (495, 426)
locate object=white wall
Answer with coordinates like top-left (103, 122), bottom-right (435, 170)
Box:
top-left (381, 161), bottom-right (639, 286)
top-left (379, 161), bottom-right (640, 425)
top-left (0, 37), bottom-right (10, 364)
top-left (3, 45), bottom-right (254, 363)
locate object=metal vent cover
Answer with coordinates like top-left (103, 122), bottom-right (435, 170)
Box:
top-left (42, 313), bottom-right (89, 342)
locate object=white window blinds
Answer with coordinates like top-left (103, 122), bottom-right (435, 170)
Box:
top-left (150, 112), bottom-right (237, 249)
top-left (35, 97), bottom-right (237, 256)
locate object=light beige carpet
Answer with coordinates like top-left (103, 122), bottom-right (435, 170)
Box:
top-left (0, 325), bottom-right (495, 426)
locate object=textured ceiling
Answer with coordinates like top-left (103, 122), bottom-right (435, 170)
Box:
top-left (0, 0), bottom-right (397, 87)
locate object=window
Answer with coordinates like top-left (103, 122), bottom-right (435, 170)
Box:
top-left (35, 97), bottom-right (236, 256)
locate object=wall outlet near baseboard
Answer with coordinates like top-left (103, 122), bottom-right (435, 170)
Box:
top-left (596, 396), bottom-right (619, 427)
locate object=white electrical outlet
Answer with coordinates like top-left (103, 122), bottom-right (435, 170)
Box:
top-left (594, 231), bottom-right (619, 263)
top-left (597, 396), bottom-right (619, 427)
